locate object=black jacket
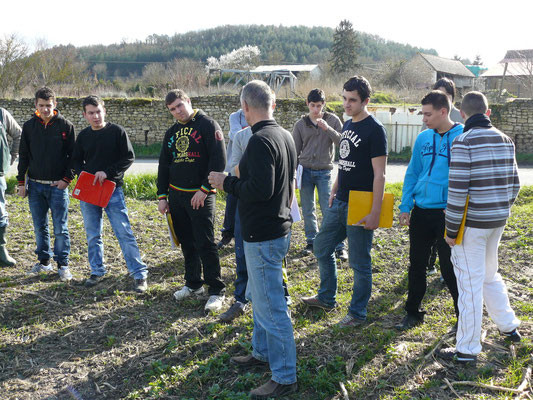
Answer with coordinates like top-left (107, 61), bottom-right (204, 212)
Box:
top-left (17, 110), bottom-right (75, 184)
top-left (224, 119), bottom-right (296, 242)
top-left (157, 109), bottom-right (226, 198)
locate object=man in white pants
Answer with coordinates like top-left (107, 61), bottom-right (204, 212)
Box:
top-left (439, 91), bottom-right (521, 364)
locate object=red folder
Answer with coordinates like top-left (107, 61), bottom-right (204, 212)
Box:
top-left (72, 171), bottom-right (116, 207)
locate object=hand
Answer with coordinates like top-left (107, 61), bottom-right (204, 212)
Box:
top-left (234, 164), bottom-right (240, 178)
top-left (399, 212), bottom-right (410, 226)
top-left (208, 171), bottom-right (228, 191)
top-left (316, 118), bottom-right (329, 131)
top-left (51, 180), bottom-right (69, 190)
top-left (93, 171), bottom-right (107, 185)
top-left (158, 199), bottom-right (169, 215)
top-left (358, 212), bottom-right (380, 230)
top-left (445, 236), bottom-right (456, 247)
top-left (191, 190), bottom-right (207, 210)
top-left (17, 185), bottom-right (26, 197)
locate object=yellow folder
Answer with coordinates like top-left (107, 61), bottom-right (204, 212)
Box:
top-left (445, 196), bottom-right (469, 245)
top-left (347, 191), bottom-right (394, 228)
top-left (166, 213), bottom-right (180, 248)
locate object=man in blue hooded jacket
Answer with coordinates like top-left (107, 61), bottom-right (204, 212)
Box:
top-left (396, 90), bottom-right (462, 330)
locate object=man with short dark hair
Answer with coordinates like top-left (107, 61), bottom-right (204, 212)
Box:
top-left (17, 87), bottom-right (75, 280)
top-left (72, 95), bottom-right (148, 292)
top-left (439, 91), bottom-right (521, 363)
top-left (157, 89), bottom-right (226, 312)
top-left (292, 88), bottom-right (346, 259)
top-left (396, 90), bottom-right (462, 330)
top-left (209, 80), bottom-right (298, 398)
top-left (0, 106), bottom-right (21, 267)
top-left (302, 76), bottom-right (388, 328)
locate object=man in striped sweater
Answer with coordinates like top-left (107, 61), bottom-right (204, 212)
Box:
top-left (439, 91), bottom-right (522, 364)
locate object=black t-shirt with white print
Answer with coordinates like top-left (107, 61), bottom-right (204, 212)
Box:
top-left (336, 115), bottom-right (388, 202)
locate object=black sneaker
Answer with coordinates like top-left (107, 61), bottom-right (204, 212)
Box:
top-left (438, 347), bottom-right (477, 364)
top-left (501, 329), bottom-right (521, 343)
top-left (303, 243), bottom-right (314, 254)
top-left (84, 274), bottom-right (103, 287)
top-left (217, 232), bottom-right (233, 249)
top-left (134, 278), bottom-right (147, 293)
top-left (395, 313), bottom-right (424, 330)
top-left (219, 301), bottom-right (246, 323)
top-left (335, 248), bottom-right (348, 262)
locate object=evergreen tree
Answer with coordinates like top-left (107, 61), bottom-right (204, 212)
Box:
top-left (330, 20), bottom-right (359, 74)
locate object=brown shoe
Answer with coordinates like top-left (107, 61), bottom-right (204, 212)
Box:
top-left (230, 354), bottom-right (268, 368)
top-left (250, 379), bottom-right (298, 399)
top-left (301, 295), bottom-right (336, 311)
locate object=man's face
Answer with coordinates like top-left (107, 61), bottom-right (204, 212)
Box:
top-left (36, 98), bottom-right (55, 120)
top-left (422, 104), bottom-right (446, 130)
top-left (307, 101), bottom-right (325, 118)
top-left (167, 98), bottom-right (194, 122)
top-left (342, 90), bottom-right (367, 118)
top-left (83, 104), bottom-right (106, 130)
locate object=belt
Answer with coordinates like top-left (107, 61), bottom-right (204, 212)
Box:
top-left (29, 178), bottom-right (55, 185)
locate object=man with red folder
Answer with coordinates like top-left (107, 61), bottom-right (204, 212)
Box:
top-left (71, 95), bottom-right (148, 293)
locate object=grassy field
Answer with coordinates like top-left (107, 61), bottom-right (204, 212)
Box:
top-left (0, 181), bottom-right (531, 399)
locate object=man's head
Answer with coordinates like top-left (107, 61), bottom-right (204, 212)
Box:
top-left (307, 88), bottom-right (326, 118)
top-left (35, 87), bottom-right (56, 121)
top-left (421, 90), bottom-right (451, 131)
top-left (460, 91), bottom-right (490, 120)
top-left (165, 89), bottom-right (194, 122)
top-left (240, 80), bottom-right (275, 125)
top-left (433, 77), bottom-right (456, 102)
top-left (82, 95), bottom-right (106, 130)
top-left (342, 76), bottom-right (371, 119)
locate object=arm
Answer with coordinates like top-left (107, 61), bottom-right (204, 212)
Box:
top-left (16, 124), bottom-right (30, 196)
top-left (358, 156), bottom-right (386, 230)
top-left (103, 128), bottom-right (134, 179)
top-left (328, 173), bottom-right (339, 207)
top-left (157, 132), bottom-right (172, 214)
top-left (3, 109), bottom-right (21, 160)
top-left (317, 113), bottom-right (342, 145)
top-left (398, 137), bottom-right (423, 221)
top-left (200, 119), bottom-right (226, 195)
top-left (510, 144), bottom-right (521, 206)
top-left (54, 122), bottom-right (76, 189)
top-left (292, 121), bottom-right (303, 160)
top-left (228, 129), bottom-right (246, 176)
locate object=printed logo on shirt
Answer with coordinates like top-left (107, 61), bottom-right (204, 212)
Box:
top-left (169, 126), bottom-right (203, 163)
top-left (339, 139), bottom-right (350, 159)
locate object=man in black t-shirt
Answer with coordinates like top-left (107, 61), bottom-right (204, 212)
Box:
top-left (302, 76), bottom-right (388, 327)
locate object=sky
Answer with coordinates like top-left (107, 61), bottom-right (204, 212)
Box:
top-left (3, 0), bottom-right (532, 67)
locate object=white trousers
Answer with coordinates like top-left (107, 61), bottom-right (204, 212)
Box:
top-left (451, 226), bottom-right (520, 355)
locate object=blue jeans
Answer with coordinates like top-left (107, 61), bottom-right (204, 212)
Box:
top-left (80, 187), bottom-right (147, 280)
top-left (244, 234), bottom-right (297, 385)
top-left (233, 204), bottom-right (248, 303)
top-left (314, 198), bottom-right (374, 321)
top-left (300, 168), bottom-right (344, 251)
top-left (28, 180), bottom-right (70, 265)
top-left (0, 176), bottom-right (7, 228)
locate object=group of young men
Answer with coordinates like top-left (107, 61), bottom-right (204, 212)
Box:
top-left (0, 75), bottom-right (523, 397)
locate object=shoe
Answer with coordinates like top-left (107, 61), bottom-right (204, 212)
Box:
top-left (501, 328), bottom-right (521, 343)
top-left (27, 261), bottom-right (54, 276)
top-left (438, 347), bottom-right (477, 364)
top-left (335, 248), bottom-right (348, 262)
top-left (173, 285), bottom-right (205, 301)
top-left (427, 266), bottom-right (437, 276)
top-left (58, 266), bottom-right (73, 282)
top-left (84, 274), bottom-right (103, 287)
top-left (303, 243), bottom-right (314, 254)
top-left (301, 295), bottom-right (335, 311)
top-left (134, 278), bottom-right (147, 293)
top-left (337, 313), bottom-right (365, 328)
top-left (395, 313), bottom-right (424, 330)
top-left (219, 301), bottom-right (246, 322)
top-left (217, 232), bottom-right (233, 249)
top-left (205, 294), bottom-right (225, 312)
top-left (230, 354), bottom-right (268, 368)
top-left (250, 379), bottom-right (298, 399)
top-left (0, 226), bottom-right (16, 267)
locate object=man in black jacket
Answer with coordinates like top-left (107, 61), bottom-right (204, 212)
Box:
top-left (72, 95), bottom-right (148, 293)
top-left (17, 87), bottom-right (75, 281)
top-left (157, 89), bottom-right (226, 313)
top-left (209, 80), bottom-right (298, 399)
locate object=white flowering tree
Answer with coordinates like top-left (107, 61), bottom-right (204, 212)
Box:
top-left (206, 45), bottom-right (261, 71)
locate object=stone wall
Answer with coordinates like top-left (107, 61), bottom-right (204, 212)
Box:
top-left (491, 99), bottom-right (533, 153)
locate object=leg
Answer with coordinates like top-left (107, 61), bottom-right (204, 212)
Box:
top-left (233, 204), bottom-right (248, 304)
top-left (0, 176), bottom-right (8, 229)
top-left (104, 188), bottom-right (147, 280)
top-left (221, 192), bottom-right (237, 236)
top-left (315, 170), bottom-right (345, 252)
top-left (28, 181), bottom-right (52, 263)
top-left (80, 200), bottom-right (106, 276)
top-left (49, 186), bottom-right (70, 266)
top-left (314, 198), bottom-right (347, 306)
top-left (244, 235), bottom-right (297, 385)
top-left (0, 176), bottom-right (15, 266)
top-left (300, 168), bottom-right (318, 245)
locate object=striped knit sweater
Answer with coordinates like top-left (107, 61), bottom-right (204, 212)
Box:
top-left (445, 114), bottom-right (520, 238)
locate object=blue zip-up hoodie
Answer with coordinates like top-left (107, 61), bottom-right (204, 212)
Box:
top-left (399, 123), bottom-right (463, 212)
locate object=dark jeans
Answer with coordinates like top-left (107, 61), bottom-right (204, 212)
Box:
top-left (168, 190), bottom-right (225, 295)
top-left (405, 206), bottom-right (459, 317)
top-left (221, 192), bottom-right (237, 235)
top-left (233, 203), bottom-right (248, 303)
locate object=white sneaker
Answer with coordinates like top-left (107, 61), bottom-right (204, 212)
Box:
top-left (173, 285), bottom-right (205, 301)
top-left (204, 294), bottom-right (225, 313)
top-left (27, 262), bottom-right (54, 276)
top-left (58, 266), bottom-right (73, 281)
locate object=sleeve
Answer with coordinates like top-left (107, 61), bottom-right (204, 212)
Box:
top-left (223, 136), bottom-right (275, 202)
top-left (510, 142), bottom-right (520, 206)
top-left (323, 114), bottom-right (342, 145)
top-left (104, 127), bottom-right (134, 179)
top-left (200, 119), bottom-right (226, 194)
top-left (292, 120), bottom-right (303, 160)
top-left (3, 110), bottom-right (21, 157)
top-left (445, 138), bottom-right (471, 238)
top-left (16, 123), bottom-right (30, 184)
top-left (62, 122), bottom-right (76, 183)
top-left (70, 132), bottom-right (85, 178)
top-left (227, 128), bottom-right (246, 175)
top-left (157, 132), bottom-right (172, 200)
top-left (399, 136), bottom-right (423, 213)
top-left (370, 124), bottom-right (388, 158)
